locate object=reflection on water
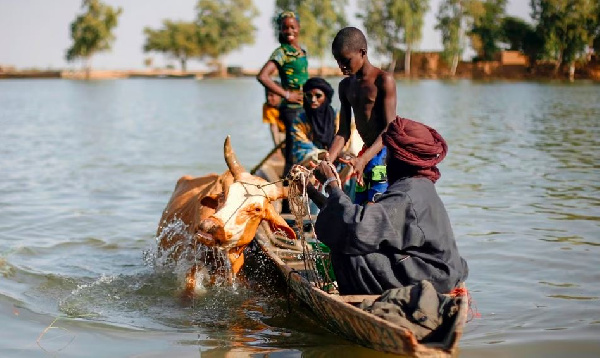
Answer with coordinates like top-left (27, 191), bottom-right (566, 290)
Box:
top-left (0, 78), bottom-right (599, 357)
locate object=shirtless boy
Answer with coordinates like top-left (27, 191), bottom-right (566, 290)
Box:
top-left (328, 27), bottom-right (397, 203)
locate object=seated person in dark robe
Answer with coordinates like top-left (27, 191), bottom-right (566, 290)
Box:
top-left (302, 117), bottom-right (469, 295)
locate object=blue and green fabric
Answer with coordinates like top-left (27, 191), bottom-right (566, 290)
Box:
top-left (290, 110), bottom-right (338, 165)
top-left (354, 147), bottom-right (388, 205)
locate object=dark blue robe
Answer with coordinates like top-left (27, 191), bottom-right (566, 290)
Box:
top-left (315, 177), bottom-right (468, 295)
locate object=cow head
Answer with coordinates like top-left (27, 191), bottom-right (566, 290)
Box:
top-left (196, 136), bottom-right (296, 274)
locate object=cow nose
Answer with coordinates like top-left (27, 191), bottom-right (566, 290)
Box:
top-left (198, 217), bottom-right (226, 246)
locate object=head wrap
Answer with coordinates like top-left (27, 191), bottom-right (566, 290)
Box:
top-left (382, 117), bottom-right (448, 183)
top-left (303, 77), bottom-right (334, 101)
top-left (303, 77), bottom-right (336, 148)
top-left (277, 11), bottom-right (299, 25)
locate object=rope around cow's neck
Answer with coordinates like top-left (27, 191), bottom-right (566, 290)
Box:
top-left (219, 178), bottom-right (287, 226)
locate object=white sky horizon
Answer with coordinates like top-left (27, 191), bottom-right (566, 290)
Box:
top-left (0, 0), bottom-right (530, 71)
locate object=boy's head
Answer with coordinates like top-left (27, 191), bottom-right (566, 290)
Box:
top-left (332, 27), bottom-right (368, 76)
top-left (265, 80), bottom-right (282, 108)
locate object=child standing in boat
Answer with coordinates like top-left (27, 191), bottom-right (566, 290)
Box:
top-left (328, 27), bottom-right (397, 204)
top-left (257, 11), bottom-right (309, 177)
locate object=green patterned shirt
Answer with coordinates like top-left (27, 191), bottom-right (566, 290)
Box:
top-left (269, 43), bottom-right (308, 95)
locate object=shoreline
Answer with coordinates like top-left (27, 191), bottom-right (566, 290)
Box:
top-left (1, 67), bottom-right (599, 82)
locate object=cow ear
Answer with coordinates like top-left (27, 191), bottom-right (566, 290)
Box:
top-left (264, 204), bottom-right (296, 241)
top-left (200, 193), bottom-right (221, 209)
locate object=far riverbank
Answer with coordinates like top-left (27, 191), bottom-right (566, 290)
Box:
top-left (1, 61), bottom-right (599, 81)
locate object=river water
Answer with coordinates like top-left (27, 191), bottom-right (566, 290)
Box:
top-left (0, 78), bottom-right (598, 357)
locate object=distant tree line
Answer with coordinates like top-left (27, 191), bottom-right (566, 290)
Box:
top-left (66, 0), bottom-right (600, 80)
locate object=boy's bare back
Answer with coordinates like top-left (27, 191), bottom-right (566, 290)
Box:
top-left (339, 68), bottom-right (396, 147)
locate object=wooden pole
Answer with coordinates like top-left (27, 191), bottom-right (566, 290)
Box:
top-left (250, 141), bottom-right (285, 175)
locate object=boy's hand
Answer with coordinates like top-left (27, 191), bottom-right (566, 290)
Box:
top-left (317, 151), bottom-right (329, 160)
top-left (352, 157), bottom-right (367, 186)
top-left (339, 156), bottom-right (367, 186)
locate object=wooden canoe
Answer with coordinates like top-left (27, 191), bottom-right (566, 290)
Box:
top-left (253, 220), bottom-right (468, 358)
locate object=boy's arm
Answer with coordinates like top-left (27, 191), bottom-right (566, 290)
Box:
top-left (328, 79), bottom-right (352, 161)
top-left (352, 72), bottom-right (397, 183)
top-left (381, 71), bottom-right (398, 130)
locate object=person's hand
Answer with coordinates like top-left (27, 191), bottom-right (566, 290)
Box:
top-left (318, 151), bottom-right (330, 161)
top-left (313, 161), bottom-right (338, 190)
top-left (339, 156), bottom-right (366, 186)
top-left (352, 157), bottom-right (367, 185)
top-left (287, 90), bottom-right (303, 105)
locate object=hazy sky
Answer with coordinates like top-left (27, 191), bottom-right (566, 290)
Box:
top-left (0, 0), bottom-right (530, 71)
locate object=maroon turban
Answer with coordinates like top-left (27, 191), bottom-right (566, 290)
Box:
top-left (382, 117), bottom-right (448, 183)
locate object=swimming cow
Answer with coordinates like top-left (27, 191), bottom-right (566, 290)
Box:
top-left (156, 136), bottom-right (296, 295)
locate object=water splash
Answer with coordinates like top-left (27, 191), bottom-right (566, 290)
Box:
top-left (58, 274), bottom-right (116, 318)
top-left (70, 274), bottom-right (115, 296)
top-left (152, 218), bottom-right (237, 294)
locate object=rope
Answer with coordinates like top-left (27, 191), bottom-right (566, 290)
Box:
top-left (221, 180), bottom-right (284, 226)
top-left (449, 286), bottom-right (481, 322)
top-left (286, 161), bottom-right (340, 292)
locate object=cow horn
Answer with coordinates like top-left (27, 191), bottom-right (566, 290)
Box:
top-left (224, 136), bottom-right (245, 180)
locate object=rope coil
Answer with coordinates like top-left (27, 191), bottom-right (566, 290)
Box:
top-left (286, 162), bottom-right (339, 292)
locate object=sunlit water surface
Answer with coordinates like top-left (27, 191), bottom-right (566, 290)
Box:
top-left (0, 78), bottom-right (598, 357)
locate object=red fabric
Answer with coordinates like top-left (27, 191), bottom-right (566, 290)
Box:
top-left (382, 116), bottom-right (448, 183)
top-left (357, 144), bottom-right (367, 157)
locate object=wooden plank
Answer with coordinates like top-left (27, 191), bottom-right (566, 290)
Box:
top-left (335, 294), bottom-right (380, 304)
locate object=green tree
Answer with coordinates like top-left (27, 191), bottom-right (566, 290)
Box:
top-left (500, 16), bottom-right (545, 68)
top-left (358, 0), bottom-right (430, 75)
top-left (401, 0), bottom-right (430, 75)
top-left (143, 20), bottom-right (200, 72)
top-left (65, 0), bottom-right (122, 75)
top-left (467, 0), bottom-right (507, 61)
top-left (501, 16), bottom-right (533, 50)
top-left (531, 0), bottom-right (598, 80)
top-left (273, 0), bottom-right (348, 72)
top-left (436, 0), bottom-right (468, 76)
top-left (196, 0), bottom-right (259, 77)
top-left (357, 0), bottom-right (398, 70)
top-left (586, 1), bottom-right (600, 58)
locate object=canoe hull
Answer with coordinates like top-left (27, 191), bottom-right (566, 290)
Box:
top-left (254, 226), bottom-right (467, 358)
